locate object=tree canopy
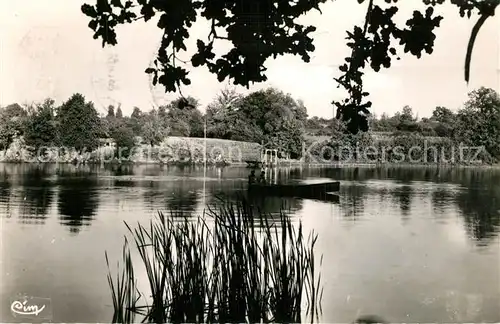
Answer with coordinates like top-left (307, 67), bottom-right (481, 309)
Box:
top-left (0, 103), bottom-right (27, 150)
top-left (141, 109), bottom-right (169, 146)
top-left (166, 96), bottom-right (204, 137)
top-left (24, 99), bottom-right (59, 151)
top-left (82, 0), bottom-right (498, 134)
top-left (206, 88), bottom-right (243, 139)
top-left (1, 86), bottom-right (499, 164)
top-left (205, 87), bottom-right (308, 158)
top-left (455, 87), bottom-right (500, 159)
top-left (57, 93), bottom-right (102, 152)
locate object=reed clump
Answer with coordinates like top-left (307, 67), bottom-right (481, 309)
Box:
top-left (105, 195), bottom-right (323, 323)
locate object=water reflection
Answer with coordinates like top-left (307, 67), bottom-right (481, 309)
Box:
top-left (431, 188), bottom-right (456, 215)
top-left (0, 168), bottom-right (12, 217)
top-left (307, 166), bottom-right (500, 245)
top-left (341, 184), bottom-right (367, 220)
top-left (18, 165), bottom-right (55, 224)
top-left (108, 163), bottom-right (136, 176)
top-left (56, 169), bottom-right (99, 233)
top-left (140, 180), bottom-right (215, 218)
top-left (209, 190), bottom-right (305, 220)
top-left (0, 164), bottom-right (498, 245)
top-left (391, 185), bottom-right (413, 222)
top-left (1, 164), bottom-right (500, 322)
top-left (456, 183), bottom-right (500, 245)
top-left (143, 180), bottom-right (200, 217)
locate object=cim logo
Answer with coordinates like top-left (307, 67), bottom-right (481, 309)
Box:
top-left (10, 295), bottom-right (52, 321)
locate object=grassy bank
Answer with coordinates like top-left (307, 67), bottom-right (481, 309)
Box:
top-left (295, 162), bottom-right (500, 169)
top-left (106, 196), bottom-right (323, 323)
top-left (3, 134), bottom-right (496, 168)
top-left (0, 136), bottom-right (262, 165)
top-left (305, 133), bottom-right (498, 166)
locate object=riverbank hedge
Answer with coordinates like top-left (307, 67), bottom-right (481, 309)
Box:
top-left (0, 136), bottom-right (262, 165)
top-left (305, 133), bottom-right (497, 165)
top-left (2, 133), bottom-right (497, 167)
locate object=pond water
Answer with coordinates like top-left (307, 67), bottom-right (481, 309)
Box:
top-left (0, 163), bottom-right (499, 322)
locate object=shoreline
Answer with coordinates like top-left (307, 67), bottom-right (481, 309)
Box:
top-left (0, 159), bottom-right (232, 167)
top-left (242, 159), bottom-right (500, 169)
top-left (289, 162), bottom-right (500, 169)
top-left (1, 160), bottom-right (498, 169)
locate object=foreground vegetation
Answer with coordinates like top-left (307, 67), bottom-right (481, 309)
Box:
top-left (82, 0), bottom-right (497, 134)
top-left (106, 196), bottom-right (322, 323)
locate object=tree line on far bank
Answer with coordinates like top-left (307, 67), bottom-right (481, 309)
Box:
top-left (0, 86), bottom-right (499, 163)
top-left (306, 87), bottom-right (500, 164)
top-left (0, 88), bottom-right (307, 159)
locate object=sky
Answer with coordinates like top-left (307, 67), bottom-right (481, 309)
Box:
top-left (0, 0), bottom-right (499, 118)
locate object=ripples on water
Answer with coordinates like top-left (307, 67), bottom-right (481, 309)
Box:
top-left (0, 163), bottom-right (499, 322)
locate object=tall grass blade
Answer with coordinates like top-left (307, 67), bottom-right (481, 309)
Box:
top-left (105, 196), bottom-right (324, 323)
